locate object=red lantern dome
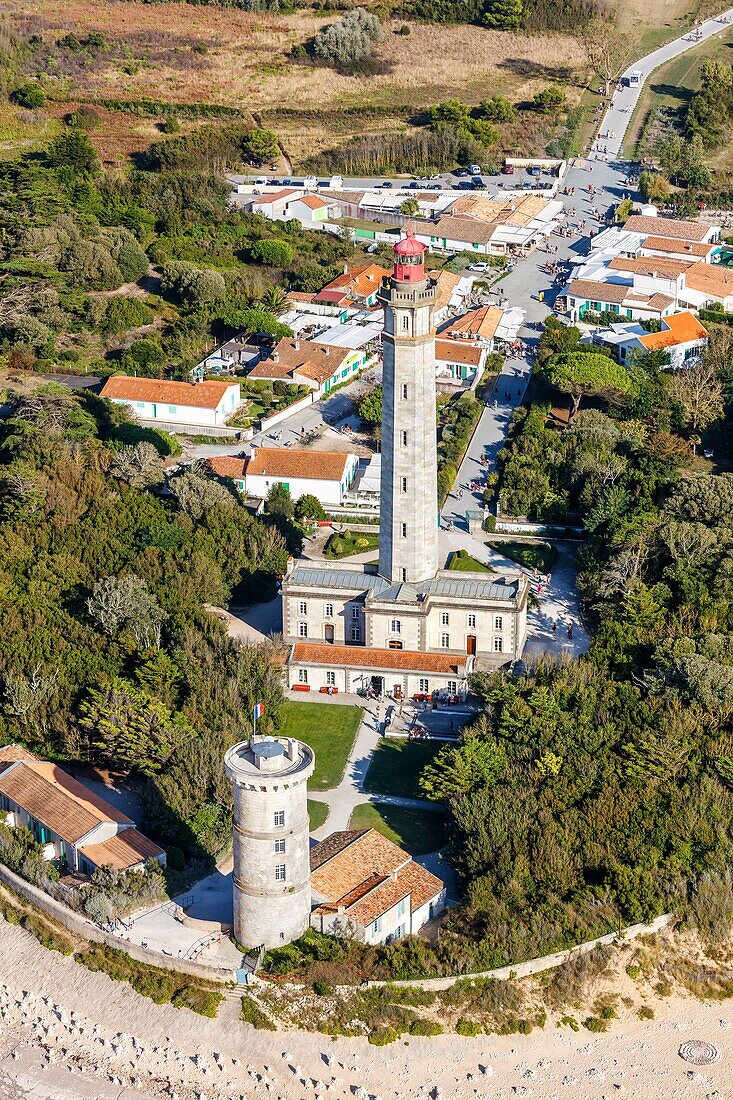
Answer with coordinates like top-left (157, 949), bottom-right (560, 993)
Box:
top-left (393, 231), bottom-right (425, 283)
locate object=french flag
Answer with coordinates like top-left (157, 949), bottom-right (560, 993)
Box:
top-left (253, 702), bottom-right (265, 722)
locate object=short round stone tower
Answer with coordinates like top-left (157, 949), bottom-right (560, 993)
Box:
top-left (225, 735), bottom-right (315, 949)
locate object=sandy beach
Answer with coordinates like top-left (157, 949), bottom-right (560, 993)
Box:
top-left (0, 921), bottom-right (728, 1100)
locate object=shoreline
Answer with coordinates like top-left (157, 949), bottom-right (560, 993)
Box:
top-left (0, 920), bottom-right (729, 1100)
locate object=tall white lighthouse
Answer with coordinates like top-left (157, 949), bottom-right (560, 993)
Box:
top-left (377, 233), bottom-right (439, 585)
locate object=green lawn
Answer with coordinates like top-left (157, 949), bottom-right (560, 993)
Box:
top-left (308, 799), bottom-right (329, 831)
top-left (279, 701), bottom-right (362, 791)
top-left (448, 551), bottom-right (494, 574)
top-left (364, 737), bottom-right (443, 800)
top-left (324, 531), bottom-right (380, 559)
top-left (348, 802), bottom-right (446, 857)
top-left (488, 539), bottom-right (557, 574)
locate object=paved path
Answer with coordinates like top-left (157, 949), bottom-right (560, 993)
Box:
top-left (595, 8), bottom-right (733, 159)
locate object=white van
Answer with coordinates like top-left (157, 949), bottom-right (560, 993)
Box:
top-left (329, 175), bottom-right (344, 189)
top-left (303, 175), bottom-right (317, 189)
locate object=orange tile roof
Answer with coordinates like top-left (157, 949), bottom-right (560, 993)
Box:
top-left (446, 305), bottom-right (504, 341)
top-left (208, 456), bottom-right (246, 479)
top-left (101, 376), bottom-right (237, 411)
top-left (316, 263), bottom-right (390, 302)
top-left (248, 338), bottom-right (350, 385)
top-left (435, 338), bottom-right (483, 367)
top-left (81, 828), bottom-right (164, 871)
top-left (296, 194), bottom-right (333, 211)
top-left (310, 829), bottom-right (443, 925)
top-left (0, 744), bottom-right (37, 776)
top-left (609, 256), bottom-right (691, 279)
top-left (642, 236), bottom-right (713, 258)
top-left (568, 280), bottom-right (673, 313)
top-left (246, 447), bottom-right (351, 481)
top-left (251, 188), bottom-right (299, 206)
top-left (429, 215), bottom-right (497, 245)
top-left (292, 642), bottom-right (468, 675)
top-left (431, 270), bottom-right (462, 311)
top-left (0, 761), bottom-right (132, 844)
top-left (637, 311), bottom-right (708, 349)
top-left (684, 262), bottom-right (733, 298)
top-left (623, 215), bottom-right (710, 242)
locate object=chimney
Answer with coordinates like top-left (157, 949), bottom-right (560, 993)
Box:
top-left (343, 262), bottom-right (348, 274)
top-left (272, 351), bottom-right (280, 363)
top-left (294, 339), bottom-right (300, 351)
top-left (324, 347), bottom-right (330, 356)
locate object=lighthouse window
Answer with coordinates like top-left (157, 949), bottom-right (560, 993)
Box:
top-left (402, 431), bottom-right (408, 446)
top-left (390, 620), bottom-right (401, 634)
top-left (401, 523), bottom-right (407, 538)
top-left (402, 384), bottom-right (408, 400)
top-left (468, 613), bottom-right (476, 628)
top-left (325, 603), bottom-right (333, 618)
top-left (494, 637), bottom-right (503, 653)
top-left (298, 622), bottom-right (308, 638)
top-left (401, 477), bottom-right (408, 493)
top-left (494, 615), bottom-right (503, 630)
top-left (275, 864), bottom-right (286, 882)
top-left (441, 633), bottom-right (450, 648)
top-left (441, 612), bottom-right (449, 626)
top-left (274, 810), bottom-right (285, 827)
top-left (401, 316), bottom-right (409, 332)
top-left (274, 839), bottom-right (285, 854)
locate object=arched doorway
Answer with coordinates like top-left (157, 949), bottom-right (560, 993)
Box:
top-left (466, 635), bottom-right (476, 655)
top-left (325, 624), bottom-right (334, 644)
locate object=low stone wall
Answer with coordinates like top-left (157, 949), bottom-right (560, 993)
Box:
top-left (259, 392), bottom-right (315, 433)
top-left (0, 862), bottom-right (237, 983)
top-left (369, 913), bottom-right (672, 991)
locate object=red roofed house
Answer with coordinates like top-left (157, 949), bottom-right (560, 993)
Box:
top-left (315, 263), bottom-right (390, 308)
top-left (100, 376), bottom-right (241, 429)
top-left (248, 337), bottom-right (374, 396)
top-left (0, 746), bottom-right (165, 877)
top-left (310, 828), bottom-right (446, 944)
top-left (208, 446), bottom-right (359, 507)
top-left (250, 189), bottom-right (340, 227)
top-left (595, 311), bottom-right (709, 369)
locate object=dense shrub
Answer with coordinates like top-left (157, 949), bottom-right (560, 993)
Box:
top-left (14, 82), bottom-right (46, 109)
top-left (250, 239), bottom-right (294, 266)
top-left (313, 8), bottom-right (380, 68)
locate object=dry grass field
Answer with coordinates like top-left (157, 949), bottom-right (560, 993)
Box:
top-left (2, 0), bottom-right (721, 164)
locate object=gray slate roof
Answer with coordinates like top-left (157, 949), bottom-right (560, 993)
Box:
top-left (288, 567), bottom-right (385, 592)
top-left (288, 566), bottom-right (519, 602)
top-left (420, 576), bottom-right (518, 601)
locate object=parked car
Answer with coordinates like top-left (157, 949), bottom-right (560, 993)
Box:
top-left (457, 181), bottom-right (473, 190)
top-left (282, 178), bottom-right (292, 185)
top-left (471, 175), bottom-right (484, 188)
top-left (254, 176), bottom-right (268, 186)
top-left (469, 262), bottom-right (490, 272)
top-left (381, 181), bottom-right (393, 188)
top-left (469, 163), bottom-right (482, 175)
top-left (502, 164), bottom-right (515, 175)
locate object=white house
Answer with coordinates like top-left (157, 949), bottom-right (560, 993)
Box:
top-left (100, 376), bottom-right (241, 428)
top-left (0, 745), bottom-right (165, 876)
top-left (208, 447), bottom-right (359, 507)
top-left (588, 311), bottom-right (709, 369)
top-left (248, 337), bottom-right (375, 398)
top-left (310, 828), bottom-right (446, 944)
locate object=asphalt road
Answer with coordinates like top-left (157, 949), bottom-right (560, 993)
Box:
top-left (596, 6), bottom-right (733, 158)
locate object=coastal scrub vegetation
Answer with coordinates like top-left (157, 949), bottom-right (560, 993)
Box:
top-left (0, 383), bottom-right (294, 870)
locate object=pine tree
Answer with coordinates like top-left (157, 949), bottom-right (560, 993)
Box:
top-left (483, 0), bottom-right (522, 30)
